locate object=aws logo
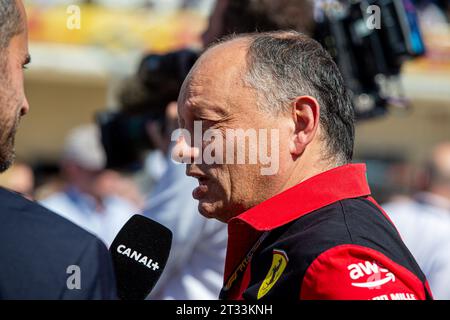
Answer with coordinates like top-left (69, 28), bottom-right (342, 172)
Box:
top-left (257, 249), bottom-right (288, 299)
top-left (348, 260), bottom-right (396, 289)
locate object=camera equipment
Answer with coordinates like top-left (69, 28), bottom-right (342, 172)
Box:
top-left (315, 0), bottom-right (425, 118)
top-left (97, 49), bottom-right (199, 170)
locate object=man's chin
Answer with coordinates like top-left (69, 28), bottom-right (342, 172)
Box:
top-left (197, 200), bottom-right (233, 223)
top-left (198, 201), bottom-right (215, 219)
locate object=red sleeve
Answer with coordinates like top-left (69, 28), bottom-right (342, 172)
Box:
top-left (300, 244), bottom-right (429, 300)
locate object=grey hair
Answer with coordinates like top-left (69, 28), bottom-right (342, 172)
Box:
top-left (240, 31), bottom-right (355, 164)
top-left (0, 0), bottom-right (23, 50)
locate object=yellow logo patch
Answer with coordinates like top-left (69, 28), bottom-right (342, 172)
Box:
top-left (257, 249), bottom-right (288, 299)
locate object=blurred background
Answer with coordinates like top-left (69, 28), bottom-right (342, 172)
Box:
top-left (1, 0), bottom-right (450, 299)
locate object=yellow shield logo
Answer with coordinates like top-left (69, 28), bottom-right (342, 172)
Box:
top-left (257, 249), bottom-right (288, 299)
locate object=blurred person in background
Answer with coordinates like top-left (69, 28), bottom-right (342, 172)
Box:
top-left (414, 0), bottom-right (450, 26)
top-left (0, 0), bottom-right (116, 299)
top-left (40, 124), bottom-right (139, 247)
top-left (201, 0), bottom-right (315, 47)
top-left (383, 142), bottom-right (450, 299)
top-left (0, 162), bottom-right (34, 199)
top-left (32, 162), bottom-right (65, 201)
top-left (95, 169), bottom-right (146, 211)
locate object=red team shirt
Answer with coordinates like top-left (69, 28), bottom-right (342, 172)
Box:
top-left (220, 164), bottom-right (433, 300)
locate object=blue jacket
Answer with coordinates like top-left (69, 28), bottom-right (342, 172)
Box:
top-left (0, 187), bottom-right (117, 299)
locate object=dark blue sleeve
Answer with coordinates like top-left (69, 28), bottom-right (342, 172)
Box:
top-left (59, 238), bottom-right (118, 300)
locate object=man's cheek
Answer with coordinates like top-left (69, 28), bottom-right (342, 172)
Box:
top-left (14, 72), bottom-right (25, 98)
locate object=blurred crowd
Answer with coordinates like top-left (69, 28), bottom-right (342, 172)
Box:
top-left (415, 0), bottom-right (449, 26)
top-left (1, 0), bottom-right (450, 300)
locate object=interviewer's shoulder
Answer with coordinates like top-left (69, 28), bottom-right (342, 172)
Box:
top-left (0, 187), bottom-right (98, 247)
top-left (0, 188), bottom-right (116, 299)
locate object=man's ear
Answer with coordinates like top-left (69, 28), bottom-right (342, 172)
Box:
top-left (288, 96), bottom-right (320, 156)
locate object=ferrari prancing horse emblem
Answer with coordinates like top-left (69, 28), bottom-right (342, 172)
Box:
top-left (257, 249), bottom-right (288, 299)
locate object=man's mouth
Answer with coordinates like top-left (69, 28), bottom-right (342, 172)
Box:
top-left (192, 177), bottom-right (209, 200)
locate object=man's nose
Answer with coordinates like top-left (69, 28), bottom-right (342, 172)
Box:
top-left (20, 97), bottom-right (30, 116)
top-left (171, 135), bottom-right (200, 164)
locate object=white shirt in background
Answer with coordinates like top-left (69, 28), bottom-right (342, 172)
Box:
top-left (383, 192), bottom-right (450, 300)
top-left (40, 187), bottom-right (137, 247)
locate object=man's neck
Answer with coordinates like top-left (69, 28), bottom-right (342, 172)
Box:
top-left (278, 150), bottom-right (339, 195)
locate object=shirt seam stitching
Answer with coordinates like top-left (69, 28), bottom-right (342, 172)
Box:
top-left (339, 200), bottom-right (354, 244)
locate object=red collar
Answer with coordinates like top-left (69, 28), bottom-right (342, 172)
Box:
top-left (224, 164), bottom-right (371, 284)
top-left (232, 163), bottom-right (370, 230)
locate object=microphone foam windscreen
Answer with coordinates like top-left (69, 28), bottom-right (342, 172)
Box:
top-left (110, 215), bottom-right (172, 300)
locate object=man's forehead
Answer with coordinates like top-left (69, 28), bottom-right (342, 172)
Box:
top-left (179, 79), bottom-right (230, 120)
top-left (179, 73), bottom-right (236, 121)
top-left (179, 38), bottom-right (250, 105)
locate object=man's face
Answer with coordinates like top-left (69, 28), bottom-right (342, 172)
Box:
top-left (177, 40), bottom-right (293, 222)
top-left (0, 1), bottom-right (30, 172)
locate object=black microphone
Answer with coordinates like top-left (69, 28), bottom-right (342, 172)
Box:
top-left (110, 214), bottom-right (172, 300)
